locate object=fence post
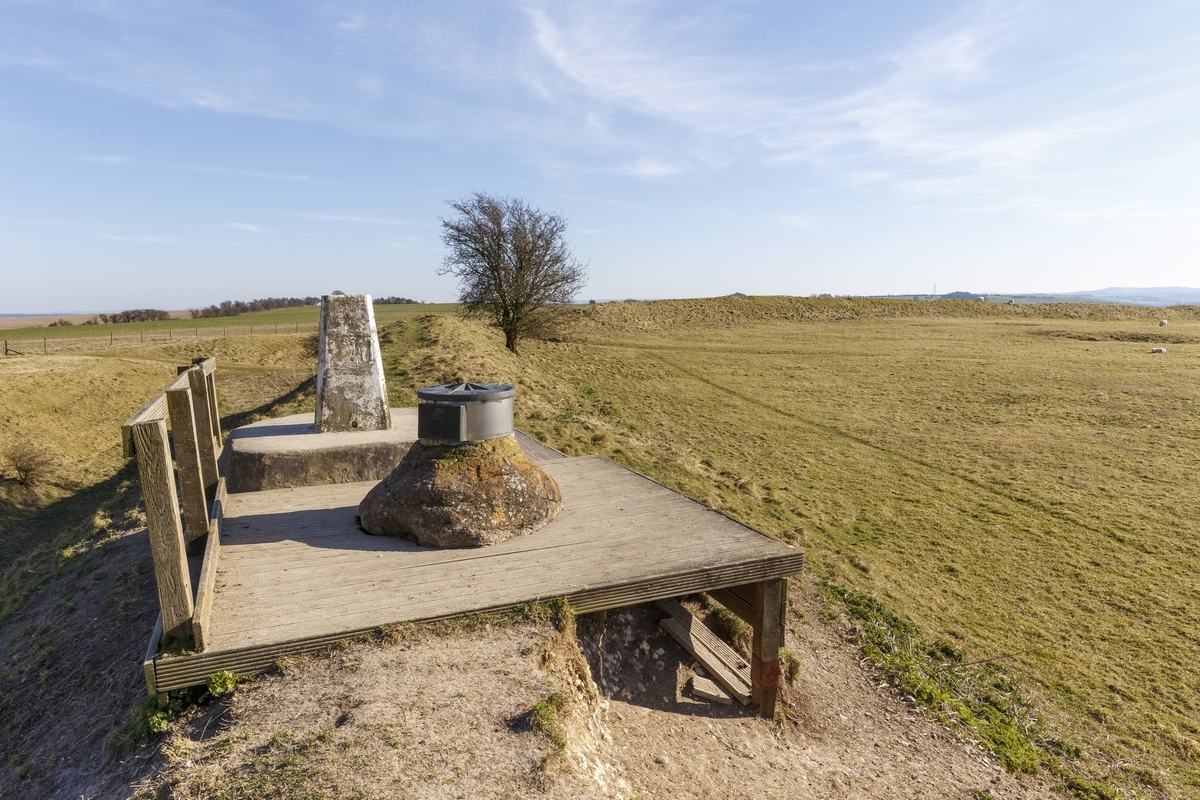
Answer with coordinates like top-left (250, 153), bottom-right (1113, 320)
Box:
top-left (186, 369), bottom-right (221, 495)
top-left (205, 370), bottom-right (221, 444)
top-left (166, 377), bottom-right (210, 553)
top-left (131, 419), bottom-right (195, 644)
top-left (43, 337), bottom-right (47, 355)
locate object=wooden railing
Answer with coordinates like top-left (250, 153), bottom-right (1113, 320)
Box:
top-left (122, 357), bottom-right (224, 650)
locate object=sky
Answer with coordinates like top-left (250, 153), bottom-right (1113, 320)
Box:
top-left (1, 1), bottom-right (1198, 312)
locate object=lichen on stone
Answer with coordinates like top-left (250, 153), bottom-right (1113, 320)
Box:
top-left (357, 434), bottom-right (562, 548)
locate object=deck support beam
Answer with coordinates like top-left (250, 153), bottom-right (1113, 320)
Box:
top-left (132, 419), bottom-right (195, 645)
top-left (751, 577), bottom-right (785, 718)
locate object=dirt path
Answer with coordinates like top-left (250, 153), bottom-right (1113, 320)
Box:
top-left (103, 578), bottom-right (1059, 800)
top-left (569, 578), bottom-right (1057, 799)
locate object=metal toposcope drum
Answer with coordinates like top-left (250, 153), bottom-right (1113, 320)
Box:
top-left (416, 382), bottom-right (515, 443)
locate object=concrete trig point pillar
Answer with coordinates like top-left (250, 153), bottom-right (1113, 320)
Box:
top-left (315, 292), bottom-right (392, 432)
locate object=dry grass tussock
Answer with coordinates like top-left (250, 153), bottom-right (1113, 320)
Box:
top-left (0, 438), bottom-right (58, 487)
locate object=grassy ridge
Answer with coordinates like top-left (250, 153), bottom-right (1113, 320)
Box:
top-left (392, 301), bottom-right (1200, 797)
top-left (570, 295), bottom-right (1200, 333)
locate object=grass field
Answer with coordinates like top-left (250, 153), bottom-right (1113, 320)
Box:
top-left (393, 298), bottom-right (1200, 797)
top-left (0, 303), bottom-right (459, 342)
top-left (3, 297), bottom-right (1199, 797)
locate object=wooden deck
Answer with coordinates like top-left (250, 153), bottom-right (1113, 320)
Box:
top-left (146, 450), bottom-right (803, 695)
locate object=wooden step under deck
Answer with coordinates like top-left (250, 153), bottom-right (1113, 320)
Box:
top-left (145, 452), bottom-right (804, 697)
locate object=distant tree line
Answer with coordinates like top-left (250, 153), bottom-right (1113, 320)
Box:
top-left (99, 309), bottom-right (172, 324)
top-left (49, 317), bottom-right (100, 326)
top-left (189, 297), bottom-right (320, 319)
top-left (374, 296), bottom-right (419, 305)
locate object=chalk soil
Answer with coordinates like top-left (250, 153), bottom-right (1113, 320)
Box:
top-left (124, 577), bottom-right (1054, 800)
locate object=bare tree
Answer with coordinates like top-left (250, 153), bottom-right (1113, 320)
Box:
top-left (439, 193), bottom-right (587, 353)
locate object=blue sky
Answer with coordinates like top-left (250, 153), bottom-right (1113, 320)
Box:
top-left (1, 1), bottom-right (1198, 312)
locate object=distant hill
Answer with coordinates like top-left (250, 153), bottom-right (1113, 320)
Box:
top-left (875, 287), bottom-right (1200, 307)
top-left (1061, 287), bottom-right (1200, 306)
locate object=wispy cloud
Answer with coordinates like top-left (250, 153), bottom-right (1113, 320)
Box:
top-left (228, 222), bottom-right (263, 232)
top-left (773, 215), bottom-right (816, 230)
top-left (79, 154), bottom-right (130, 164)
top-left (180, 164), bottom-right (314, 182)
top-left (98, 233), bottom-right (189, 244)
top-left (620, 157), bottom-right (685, 178)
top-left (296, 213), bottom-right (416, 225)
top-left (387, 236), bottom-right (436, 250)
top-left (5, 0), bottom-right (1199, 223)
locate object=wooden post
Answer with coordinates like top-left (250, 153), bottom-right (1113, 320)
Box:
top-left (186, 368), bottom-right (220, 494)
top-left (131, 419), bottom-right (194, 644)
top-left (751, 577), bottom-right (785, 718)
top-left (205, 369), bottom-right (221, 443)
top-left (165, 380), bottom-right (209, 552)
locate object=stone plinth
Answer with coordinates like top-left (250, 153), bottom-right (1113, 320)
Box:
top-left (357, 434), bottom-right (562, 548)
top-left (223, 408), bottom-right (418, 493)
top-left (315, 293), bottom-right (391, 433)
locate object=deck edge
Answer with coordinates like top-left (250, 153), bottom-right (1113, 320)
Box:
top-left (149, 552), bottom-right (804, 692)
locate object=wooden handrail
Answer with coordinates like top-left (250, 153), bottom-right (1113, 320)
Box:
top-left (121, 370), bottom-right (192, 457)
top-left (123, 358), bottom-right (220, 651)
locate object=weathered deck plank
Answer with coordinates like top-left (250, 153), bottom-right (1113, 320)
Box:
top-left (148, 454), bottom-right (802, 692)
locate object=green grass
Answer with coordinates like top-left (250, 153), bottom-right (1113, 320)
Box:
top-left (0, 302), bottom-right (459, 342)
top-left (529, 692), bottom-right (570, 754)
top-left (390, 298), bottom-right (1200, 797)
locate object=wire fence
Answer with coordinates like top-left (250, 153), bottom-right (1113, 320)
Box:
top-left (2, 321), bottom-right (320, 356)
